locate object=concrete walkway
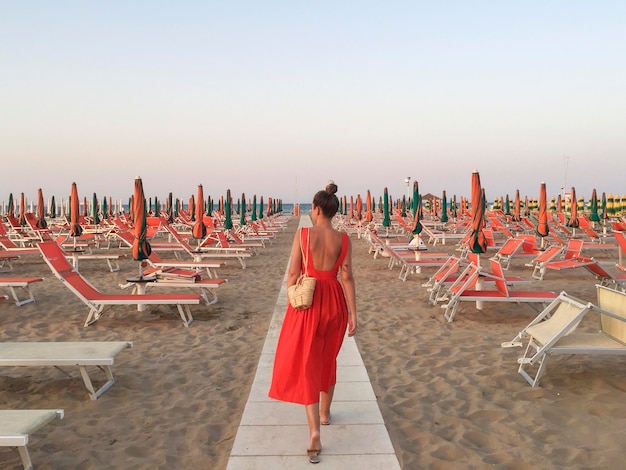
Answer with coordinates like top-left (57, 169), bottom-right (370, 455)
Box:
top-left (227, 216), bottom-right (401, 469)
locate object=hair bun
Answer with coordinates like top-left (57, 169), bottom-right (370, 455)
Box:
top-left (325, 182), bottom-right (338, 195)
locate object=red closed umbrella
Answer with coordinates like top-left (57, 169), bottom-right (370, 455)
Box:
top-left (192, 185), bottom-right (207, 240)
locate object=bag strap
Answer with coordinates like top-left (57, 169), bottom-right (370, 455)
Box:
top-left (300, 228), bottom-right (310, 276)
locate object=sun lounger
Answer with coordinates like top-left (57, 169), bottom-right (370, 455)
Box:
top-left (115, 231), bottom-right (224, 279)
top-left (0, 277), bottom-right (43, 306)
top-left (162, 223), bottom-right (252, 268)
top-left (120, 271), bottom-right (226, 305)
top-left (0, 409), bottom-right (64, 470)
top-left (441, 259), bottom-right (557, 322)
top-left (37, 241), bottom-right (201, 327)
top-left (426, 256), bottom-right (530, 306)
top-left (0, 253), bottom-right (20, 272)
top-left (502, 285), bottom-right (626, 386)
top-left (0, 341), bottom-right (132, 399)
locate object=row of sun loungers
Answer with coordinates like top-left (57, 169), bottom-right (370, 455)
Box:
top-left (1, 212), bottom-right (290, 468)
top-left (356, 212), bottom-right (626, 389)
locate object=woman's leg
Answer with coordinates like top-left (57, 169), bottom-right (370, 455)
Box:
top-left (320, 386), bottom-right (334, 424)
top-left (305, 403), bottom-right (322, 454)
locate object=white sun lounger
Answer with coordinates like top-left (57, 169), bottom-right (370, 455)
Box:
top-left (0, 341), bottom-right (132, 400)
top-left (502, 285), bottom-right (626, 386)
top-left (0, 409), bottom-right (64, 470)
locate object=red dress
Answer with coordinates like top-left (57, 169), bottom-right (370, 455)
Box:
top-left (269, 228), bottom-right (350, 405)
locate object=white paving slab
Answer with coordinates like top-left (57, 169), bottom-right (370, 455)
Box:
top-left (226, 216), bottom-right (400, 469)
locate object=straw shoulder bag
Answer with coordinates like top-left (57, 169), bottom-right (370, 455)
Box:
top-left (287, 228), bottom-right (316, 310)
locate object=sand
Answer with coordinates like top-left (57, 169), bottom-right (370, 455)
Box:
top-left (2, 218), bottom-right (626, 469)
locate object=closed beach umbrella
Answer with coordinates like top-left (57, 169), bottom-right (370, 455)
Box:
top-left (504, 194), bottom-right (511, 216)
top-left (607, 194), bottom-right (615, 217)
top-left (567, 187), bottom-right (579, 228)
top-left (192, 185), bottom-right (207, 240)
top-left (224, 189), bottom-right (233, 230)
top-left (132, 177), bottom-right (151, 277)
top-left (601, 192), bottom-right (607, 221)
top-left (382, 187), bottom-right (390, 228)
top-left (469, 170), bottom-right (487, 254)
top-left (102, 197), bottom-right (108, 220)
top-left (92, 193), bottom-right (100, 225)
top-left (7, 193), bottom-right (14, 220)
top-left (365, 189), bottom-right (373, 222)
top-left (252, 194), bottom-right (257, 221)
top-left (589, 188), bottom-right (600, 223)
top-left (440, 190), bottom-right (449, 223)
top-left (69, 183), bottom-right (83, 238)
top-left (356, 194), bottom-right (363, 221)
top-left (36, 188), bottom-right (47, 229)
top-left (239, 192), bottom-right (246, 226)
top-left (50, 195), bottom-right (56, 218)
top-left (536, 182), bottom-right (549, 242)
top-left (513, 190), bottom-right (521, 221)
top-left (189, 195), bottom-right (195, 221)
top-left (259, 196), bottom-right (264, 219)
top-left (18, 192), bottom-right (26, 226)
top-left (412, 193), bottom-right (423, 236)
top-left (166, 192), bottom-right (174, 223)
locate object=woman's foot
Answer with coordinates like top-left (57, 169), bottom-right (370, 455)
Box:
top-left (308, 432), bottom-right (321, 464)
top-left (320, 413), bottom-right (331, 426)
top-left (307, 448), bottom-right (321, 464)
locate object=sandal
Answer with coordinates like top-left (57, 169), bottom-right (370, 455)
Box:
top-left (307, 448), bottom-right (321, 464)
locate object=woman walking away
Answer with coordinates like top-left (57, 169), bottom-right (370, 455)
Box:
top-left (269, 182), bottom-right (357, 464)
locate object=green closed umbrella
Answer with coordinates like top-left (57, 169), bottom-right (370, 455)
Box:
top-left (240, 192), bottom-right (246, 226)
top-left (252, 194), bottom-right (257, 221)
top-left (259, 196), bottom-right (264, 220)
top-left (382, 187), bottom-right (390, 229)
top-left (589, 188), bottom-right (600, 223)
top-left (50, 195), bottom-right (56, 218)
top-left (224, 189), bottom-right (233, 230)
top-left (92, 193), bottom-right (100, 225)
top-left (102, 197), bottom-right (108, 220)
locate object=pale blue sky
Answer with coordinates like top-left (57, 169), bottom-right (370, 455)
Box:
top-left (2, 1), bottom-right (625, 206)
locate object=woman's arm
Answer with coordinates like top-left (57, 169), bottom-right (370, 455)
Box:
top-left (340, 238), bottom-right (357, 336)
top-left (287, 228), bottom-right (303, 287)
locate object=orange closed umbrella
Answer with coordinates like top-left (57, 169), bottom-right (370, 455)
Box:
top-left (192, 184), bottom-right (207, 240)
top-left (132, 177), bottom-right (151, 277)
top-left (18, 192), bottom-right (26, 226)
top-left (365, 189), bottom-right (373, 222)
top-left (468, 171), bottom-right (486, 254)
top-left (36, 188), bottom-right (47, 229)
top-left (69, 183), bottom-right (83, 238)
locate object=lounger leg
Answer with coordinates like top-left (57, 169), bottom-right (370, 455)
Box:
top-left (177, 305), bottom-right (194, 327)
top-left (9, 286), bottom-right (36, 306)
top-left (18, 445), bottom-right (34, 470)
top-left (106, 258), bottom-right (120, 272)
top-left (78, 365), bottom-right (117, 400)
top-left (443, 299), bottom-right (460, 322)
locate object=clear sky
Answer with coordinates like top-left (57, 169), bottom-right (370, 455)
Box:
top-left (2, 1), bottom-right (625, 206)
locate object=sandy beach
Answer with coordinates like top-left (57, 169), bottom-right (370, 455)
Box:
top-left (2, 217), bottom-right (626, 469)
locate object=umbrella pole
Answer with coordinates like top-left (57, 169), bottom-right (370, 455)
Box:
top-left (474, 254), bottom-right (484, 310)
